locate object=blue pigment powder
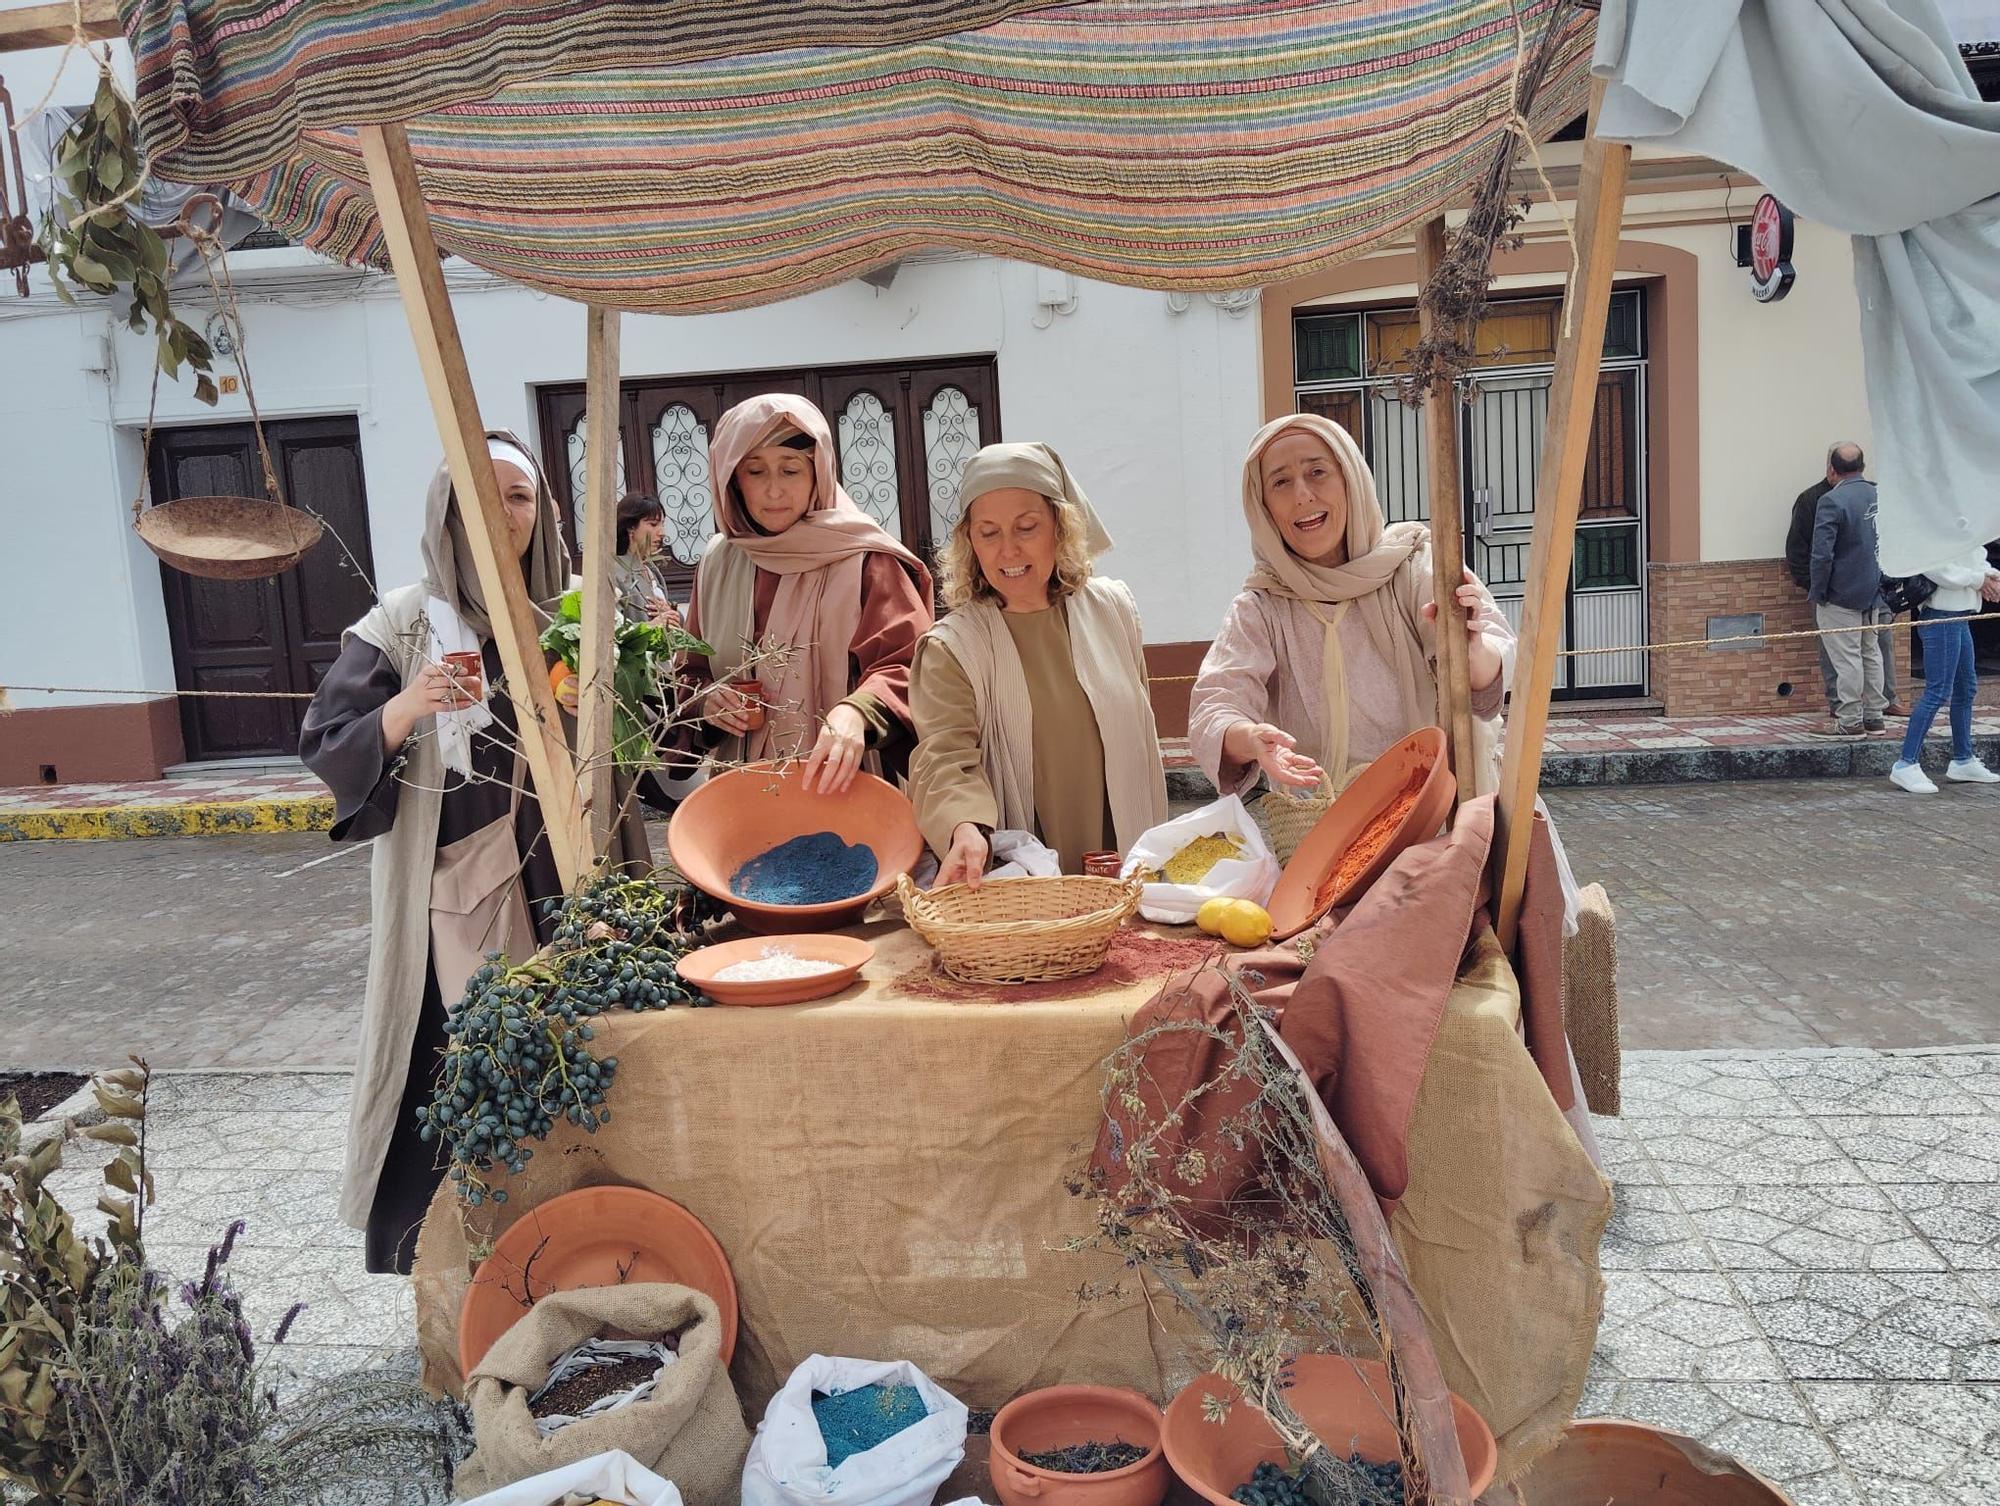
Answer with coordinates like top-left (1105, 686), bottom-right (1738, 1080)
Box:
top-left (731, 831), bottom-right (879, 906)
top-left (813, 1383), bottom-right (928, 1467)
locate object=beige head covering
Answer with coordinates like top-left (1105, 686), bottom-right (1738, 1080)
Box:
top-left (1240, 413), bottom-right (1435, 787)
top-left (697, 393), bottom-right (927, 759)
top-left (956, 441), bottom-right (1115, 557)
top-left (419, 430), bottom-right (568, 640)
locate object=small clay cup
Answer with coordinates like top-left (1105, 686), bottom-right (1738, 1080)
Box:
top-left (1081, 851), bottom-right (1124, 880)
top-left (440, 650), bottom-right (483, 706)
top-left (730, 678), bottom-right (767, 732)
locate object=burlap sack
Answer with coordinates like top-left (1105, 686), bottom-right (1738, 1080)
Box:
top-left (456, 1283), bottom-right (750, 1503)
top-left (1560, 883), bottom-right (1621, 1117)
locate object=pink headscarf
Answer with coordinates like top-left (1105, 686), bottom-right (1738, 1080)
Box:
top-left (697, 393), bottom-right (927, 759)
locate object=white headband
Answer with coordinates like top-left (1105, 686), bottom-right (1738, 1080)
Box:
top-left (487, 437), bottom-right (537, 481)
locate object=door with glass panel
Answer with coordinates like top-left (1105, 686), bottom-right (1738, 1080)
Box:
top-left (535, 358), bottom-right (1000, 598)
top-left (1291, 291), bottom-right (1649, 699)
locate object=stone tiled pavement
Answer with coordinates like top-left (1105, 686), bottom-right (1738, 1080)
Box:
top-left (29, 1048), bottom-right (2000, 1505)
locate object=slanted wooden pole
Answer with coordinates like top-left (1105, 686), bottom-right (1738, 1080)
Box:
top-left (1413, 216), bottom-right (1478, 804)
top-left (577, 305), bottom-right (622, 857)
top-left (1494, 82), bottom-right (1630, 951)
top-left (357, 121), bottom-right (588, 889)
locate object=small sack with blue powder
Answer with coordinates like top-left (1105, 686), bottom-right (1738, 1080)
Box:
top-left (741, 1355), bottom-right (969, 1506)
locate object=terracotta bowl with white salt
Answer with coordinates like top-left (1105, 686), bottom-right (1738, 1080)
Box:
top-left (675, 934), bottom-right (875, 1006)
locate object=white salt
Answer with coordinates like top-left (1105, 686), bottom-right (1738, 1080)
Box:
top-left (714, 946), bottom-right (844, 983)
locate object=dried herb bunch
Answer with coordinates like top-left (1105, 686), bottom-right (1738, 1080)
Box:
top-left (1073, 966), bottom-right (1448, 1506)
top-left (37, 70), bottom-right (217, 405)
top-left (1395, 0), bottom-right (1586, 405)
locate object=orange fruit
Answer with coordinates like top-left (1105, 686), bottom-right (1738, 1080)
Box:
top-left (549, 660), bottom-right (576, 699)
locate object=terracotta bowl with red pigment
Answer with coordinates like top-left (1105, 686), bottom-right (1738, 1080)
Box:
top-left (990, 1385), bottom-right (1169, 1506)
top-left (1162, 1354), bottom-right (1497, 1503)
top-left (666, 761), bottom-right (925, 934)
top-left (1264, 726), bottom-right (1453, 941)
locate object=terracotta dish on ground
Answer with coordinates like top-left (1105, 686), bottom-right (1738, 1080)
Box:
top-left (674, 933), bottom-right (874, 1006)
top-left (457, 1185), bottom-right (737, 1378)
top-left (1510, 1419), bottom-right (1793, 1504)
top-left (1263, 725), bottom-right (1452, 941)
top-left (666, 761), bottom-right (924, 933)
top-left (990, 1385), bottom-right (1169, 1506)
top-left (1161, 1354), bottom-right (1496, 1503)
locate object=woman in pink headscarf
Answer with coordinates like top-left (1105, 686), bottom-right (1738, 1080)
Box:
top-left (680, 394), bottom-right (933, 790)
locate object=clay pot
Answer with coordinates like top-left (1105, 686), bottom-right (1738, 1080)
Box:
top-left (1081, 851), bottom-right (1125, 880)
top-left (665, 759), bottom-right (925, 933)
top-left (1510, 1419), bottom-right (1794, 1503)
top-left (1264, 725), bottom-right (1453, 940)
top-left (1161, 1355), bottom-right (1497, 1504)
top-left (990, 1386), bottom-right (1169, 1506)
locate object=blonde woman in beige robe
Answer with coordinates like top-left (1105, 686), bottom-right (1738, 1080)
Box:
top-left (910, 442), bottom-right (1168, 884)
top-left (1189, 413), bottom-right (1514, 801)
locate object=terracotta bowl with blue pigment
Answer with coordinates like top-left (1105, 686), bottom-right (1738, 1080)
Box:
top-left (667, 760), bottom-right (925, 934)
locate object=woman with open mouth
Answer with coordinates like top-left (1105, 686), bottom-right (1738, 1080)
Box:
top-left (679, 393), bottom-right (933, 793)
top-left (909, 442), bottom-right (1168, 885)
top-left (1189, 413), bottom-right (1513, 808)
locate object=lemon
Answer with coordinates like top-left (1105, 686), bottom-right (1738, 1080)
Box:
top-left (1196, 897), bottom-right (1236, 936)
top-left (1217, 899), bottom-right (1274, 949)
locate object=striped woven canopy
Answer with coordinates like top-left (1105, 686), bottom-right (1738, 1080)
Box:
top-left (130, 0), bottom-right (1594, 312)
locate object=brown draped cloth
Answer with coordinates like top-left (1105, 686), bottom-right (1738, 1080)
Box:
top-left (1090, 796), bottom-right (1573, 1219)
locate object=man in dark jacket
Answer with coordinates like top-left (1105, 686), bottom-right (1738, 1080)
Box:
top-left (1788, 443), bottom-right (1900, 715)
top-left (1808, 443), bottom-right (1891, 735)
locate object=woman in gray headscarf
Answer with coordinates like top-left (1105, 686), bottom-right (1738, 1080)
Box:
top-left (300, 433), bottom-right (638, 1274)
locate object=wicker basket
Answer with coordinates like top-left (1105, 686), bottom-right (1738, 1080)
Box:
top-left (1251, 773), bottom-right (1336, 865)
top-left (895, 873), bottom-right (1143, 985)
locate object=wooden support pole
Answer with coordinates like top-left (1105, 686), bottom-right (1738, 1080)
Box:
top-left (0, 0), bottom-right (119, 53)
top-left (577, 305), bottom-right (622, 858)
top-left (1494, 84), bottom-right (1630, 951)
top-left (1413, 216), bottom-right (1478, 804)
top-left (357, 122), bottom-right (588, 890)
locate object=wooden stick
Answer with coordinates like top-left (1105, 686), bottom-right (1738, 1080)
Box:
top-left (577, 306), bottom-right (622, 858)
top-left (0, 0), bottom-right (119, 52)
top-left (1257, 1018), bottom-right (1471, 1506)
top-left (1494, 81), bottom-right (1630, 951)
top-left (1413, 216), bottom-right (1478, 804)
top-left (357, 122), bottom-right (588, 889)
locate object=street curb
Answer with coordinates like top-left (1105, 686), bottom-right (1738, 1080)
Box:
top-left (1165, 729), bottom-right (2000, 802)
top-left (0, 797), bottom-right (333, 842)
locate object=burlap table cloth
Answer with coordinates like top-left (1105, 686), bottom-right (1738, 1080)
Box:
top-left (414, 917), bottom-right (1606, 1484)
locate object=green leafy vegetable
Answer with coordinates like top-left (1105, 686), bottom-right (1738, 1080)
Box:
top-left (540, 589), bottom-right (711, 772)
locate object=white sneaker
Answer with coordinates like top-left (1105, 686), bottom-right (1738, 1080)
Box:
top-left (1946, 757), bottom-right (2000, 784)
top-left (1889, 761), bottom-right (1939, 794)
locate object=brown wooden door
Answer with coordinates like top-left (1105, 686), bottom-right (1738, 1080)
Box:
top-left (537, 357), bottom-right (1001, 594)
top-left (154, 418), bottom-right (376, 762)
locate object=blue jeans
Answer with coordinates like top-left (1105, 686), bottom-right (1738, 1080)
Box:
top-left (1899, 608), bottom-right (1978, 764)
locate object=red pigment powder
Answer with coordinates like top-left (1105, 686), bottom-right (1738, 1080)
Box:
top-left (891, 928), bottom-right (1220, 1003)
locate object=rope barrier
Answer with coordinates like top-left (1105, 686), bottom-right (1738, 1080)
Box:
top-left (4, 610), bottom-right (1981, 702)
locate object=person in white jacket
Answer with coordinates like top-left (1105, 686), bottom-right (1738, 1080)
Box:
top-left (1889, 546), bottom-right (2000, 793)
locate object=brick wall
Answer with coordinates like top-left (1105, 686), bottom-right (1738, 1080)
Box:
top-left (1648, 558), bottom-right (1897, 717)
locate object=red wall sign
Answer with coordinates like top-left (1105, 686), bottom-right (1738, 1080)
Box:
top-left (1749, 193), bottom-right (1795, 303)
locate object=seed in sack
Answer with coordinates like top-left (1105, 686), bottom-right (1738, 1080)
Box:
top-left (731, 831), bottom-right (879, 906)
top-left (528, 1354), bottom-right (664, 1422)
top-left (1018, 1440), bottom-right (1150, 1474)
top-left (714, 946), bottom-right (844, 982)
top-left (1154, 833), bottom-right (1245, 886)
top-left (813, 1382), bottom-right (928, 1467)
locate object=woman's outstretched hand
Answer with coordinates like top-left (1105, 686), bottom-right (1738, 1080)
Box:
top-left (1223, 720), bottom-right (1324, 790)
top-left (801, 704), bottom-right (868, 795)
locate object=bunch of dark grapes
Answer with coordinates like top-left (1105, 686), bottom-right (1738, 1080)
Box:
top-left (419, 876), bottom-right (714, 1205)
top-left (1231, 1458), bottom-right (1405, 1506)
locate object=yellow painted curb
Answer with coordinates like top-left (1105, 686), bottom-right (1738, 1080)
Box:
top-left (0, 798), bottom-right (334, 842)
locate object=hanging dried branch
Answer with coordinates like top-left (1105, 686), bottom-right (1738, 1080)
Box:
top-left (1395, 0), bottom-right (1585, 405)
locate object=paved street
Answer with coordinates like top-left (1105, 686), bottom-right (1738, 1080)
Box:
top-left (0, 782), bottom-right (1992, 1071)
